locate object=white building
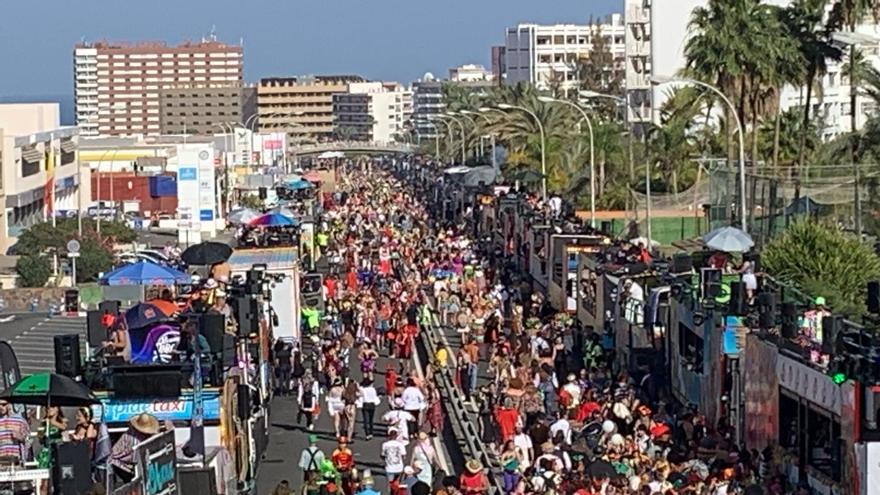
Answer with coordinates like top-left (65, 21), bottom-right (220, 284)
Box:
top-left (449, 64), bottom-right (495, 83)
top-left (412, 74), bottom-right (445, 141)
top-left (504, 15), bottom-right (626, 91)
top-left (0, 104), bottom-right (90, 253)
top-left (627, 0), bottom-right (877, 140)
top-left (332, 82), bottom-right (408, 144)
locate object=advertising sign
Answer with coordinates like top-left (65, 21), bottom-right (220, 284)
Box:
top-left (96, 390), bottom-right (222, 424)
top-left (135, 430), bottom-right (178, 495)
top-left (179, 168), bottom-right (197, 181)
top-left (128, 325), bottom-right (180, 364)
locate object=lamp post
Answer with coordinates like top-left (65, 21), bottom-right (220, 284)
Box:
top-left (651, 75), bottom-right (747, 233)
top-left (431, 115), bottom-right (457, 163)
top-left (462, 110), bottom-right (496, 172)
top-left (537, 97), bottom-right (595, 226)
top-left (579, 90), bottom-right (640, 236)
top-left (495, 104), bottom-right (548, 201)
top-left (442, 113), bottom-right (467, 164)
top-left (450, 111), bottom-right (482, 157)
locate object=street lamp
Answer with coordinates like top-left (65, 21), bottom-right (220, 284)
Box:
top-left (651, 75), bottom-right (747, 233)
top-left (450, 111), bottom-right (483, 157)
top-left (537, 96), bottom-right (595, 227)
top-left (495, 103), bottom-right (548, 201)
top-left (462, 110), bottom-right (497, 172)
top-left (442, 113), bottom-right (467, 164)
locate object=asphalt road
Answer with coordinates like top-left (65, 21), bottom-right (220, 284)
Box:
top-left (0, 314), bottom-right (87, 375)
top-left (255, 340), bottom-right (453, 494)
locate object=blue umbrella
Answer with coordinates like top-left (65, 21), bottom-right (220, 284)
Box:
top-left (248, 212), bottom-right (299, 227)
top-left (287, 178), bottom-right (315, 190)
top-left (99, 260), bottom-right (190, 286)
top-left (124, 302), bottom-right (174, 329)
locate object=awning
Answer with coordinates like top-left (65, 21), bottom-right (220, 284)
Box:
top-left (60, 140), bottom-right (77, 154)
top-left (20, 147), bottom-right (42, 162)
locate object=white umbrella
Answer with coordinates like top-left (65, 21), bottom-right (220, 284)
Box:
top-left (626, 236), bottom-right (660, 247)
top-left (229, 207), bottom-right (260, 225)
top-left (703, 226), bottom-right (754, 252)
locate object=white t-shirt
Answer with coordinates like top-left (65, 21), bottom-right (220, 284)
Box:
top-left (513, 433), bottom-right (533, 467)
top-left (383, 410), bottom-right (415, 441)
top-left (549, 418), bottom-right (572, 444)
top-left (401, 386), bottom-right (426, 411)
top-left (381, 439), bottom-right (408, 475)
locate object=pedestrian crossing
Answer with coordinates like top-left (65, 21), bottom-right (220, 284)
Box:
top-left (11, 317), bottom-right (87, 375)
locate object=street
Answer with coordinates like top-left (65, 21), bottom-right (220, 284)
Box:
top-left (0, 314), bottom-right (86, 375)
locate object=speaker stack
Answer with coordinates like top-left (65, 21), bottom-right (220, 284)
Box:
top-left (53, 334), bottom-right (82, 378)
top-left (52, 441), bottom-right (91, 494)
top-left (781, 302), bottom-right (798, 339)
top-left (701, 268), bottom-right (722, 301)
top-left (728, 281), bottom-right (747, 316)
top-left (233, 298), bottom-right (259, 337)
top-left (822, 314), bottom-right (844, 355)
top-left (757, 291), bottom-right (776, 329)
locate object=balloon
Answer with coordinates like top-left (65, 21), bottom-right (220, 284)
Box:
top-left (610, 433), bottom-right (625, 446)
top-left (602, 420), bottom-right (616, 433)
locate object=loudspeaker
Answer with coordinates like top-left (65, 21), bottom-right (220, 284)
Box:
top-left (600, 221), bottom-right (613, 235)
top-left (781, 302), bottom-right (798, 339)
top-left (728, 281), bottom-right (747, 316)
top-left (99, 300), bottom-right (120, 315)
top-left (232, 297), bottom-right (258, 337)
top-left (200, 313), bottom-right (226, 355)
top-left (221, 334), bottom-right (237, 367)
top-left (869, 281), bottom-right (880, 314)
top-left (822, 314), bottom-right (844, 355)
top-left (63, 290), bottom-right (79, 313)
top-left (701, 268), bottom-right (722, 300)
top-left (672, 253), bottom-right (693, 274)
top-left (52, 441), bottom-right (91, 495)
top-left (179, 467), bottom-right (218, 495)
top-left (758, 292), bottom-right (776, 329)
top-left (53, 334), bottom-right (82, 378)
top-left (245, 269), bottom-right (263, 295)
top-left (258, 186), bottom-right (267, 199)
top-left (86, 310), bottom-right (108, 348)
top-left (237, 384), bottom-right (252, 419)
top-left (112, 364), bottom-right (182, 398)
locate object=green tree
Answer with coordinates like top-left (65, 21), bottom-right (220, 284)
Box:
top-left (238, 194), bottom-right (264, 210)
top-left (16, 254), bottom-right (51, 288)
top-left (75, 237), bottom-right (115, 284)
top-left (763, 220), bottom-right (880, 316)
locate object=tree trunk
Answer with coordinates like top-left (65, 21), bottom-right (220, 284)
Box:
top-left (850, 41), bottom-right (862, 237)
top-left (599, 152), bottom-right (606, 197)
top-left (772, 89), bottom-right (782, 169)
top-left (796, 67), bottom-right (815, 201)
top-left (750, 91), bottom-right (760, 167)
top-left (672, 169), bottom-right (679, 197)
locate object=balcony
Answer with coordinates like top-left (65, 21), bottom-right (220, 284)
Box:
top-left (626, 38), bottom-right (650, 57)
top-left (626, 4), bottom-right (650, 24)
top-left (626, 72), bottom-right (650, 89)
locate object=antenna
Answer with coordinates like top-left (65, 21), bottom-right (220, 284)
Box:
top-left (209, 25), bottom-right (217, 42)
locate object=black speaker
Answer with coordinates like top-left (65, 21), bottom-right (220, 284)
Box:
top-left (600, 221), bottom-right (613, 235)
top-left (258, 186), bottom-right (267, 199)
top-left (822, 315), bottom-right (844, 355)
top-left (86, 310), bottom-right (108, 348)
top-left (200, 313), bottom-right (226, 355)
top-left (672, 253), bottom-right (693, 274)
top-left (237, 383), bottom-right (252, 419)
top-left (112, 364), bottom-right (182, 398)
top-left (179, 467), bottom-right (218, 495)
top-left (232, 298), bottom-right (258, 337)
top-left (758, 292), bottom-right (776, 329)
top-left (99, 300), bottom-right (120, 315)
top-left (781, 302), bottom-right (798, 339)
top-left (728, 281), bottom-right (747, 315)
top-left (54, 334), bottom-right (81, 378)
top-left (63, 290), bottom-right (79, 313)
top-left (701, 268), bottom-right (722, 299)
top-left (221, 334), bottom-right (237, 367)
top-left (52, 441), bottom-right (91, 495)
top-left (869, 281), bottom-right (880, 314)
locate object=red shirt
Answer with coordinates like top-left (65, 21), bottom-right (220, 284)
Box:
top-left (324, 278), bottom-right (337, 299)
top-left (495, 407), bottom-right (520, 442)
top-left (460, 472), bottom-right (487, 495)
top-left (346, 270), bottom-right (358, 291)
top-left (332, 448), bottom-right (354, 472)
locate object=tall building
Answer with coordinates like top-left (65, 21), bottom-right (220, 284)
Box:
top-left (503, 15), bottom-right (626, 91)
top-left (449, 64), bottom-right (495, 83)
top-left (74, 39), bottom-right (243, 137)
top-left (491, 46), bottom-right (507, 84)
top-left (411, 75), bottom-right (445, 141)
top-left (333, 82), bottom-right (409, 144)
top-left (257, 75), bottom-right (364, 146)
top-left (630, 0), bottom-right (877, 139)
top-left (0, 104), bottom-right (89, 253)
top-left (159, 84), bottom-right (252, 136)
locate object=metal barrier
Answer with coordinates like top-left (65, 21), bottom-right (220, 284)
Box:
top-left (418, 302), bottom-right (503, 494)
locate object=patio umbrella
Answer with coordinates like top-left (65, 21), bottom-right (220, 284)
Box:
top-left (0, 373), bottom-right (98, 407)
top-left (702, 226), bottom-right (754, 253)
top-left (144, 299), bottom-right (179, 316)
top-left (229, 207), bottom-right (260, 225)
top-left (124, 302), bottom-right (175, 329)
top-left (268, 205), bottom-right (297, 218)
top-left (302, 171), bottom-right (323, 182)
top-left (181, 241), bottom-right (233, 266)
top-left (627, 236), bottom-right (660, 247)
top-left (287, 178), bottom-right (315, 190)
top-left (99, 260), bottom-right (190, 286)
top-left (248, 213), bottom-right (299, 228)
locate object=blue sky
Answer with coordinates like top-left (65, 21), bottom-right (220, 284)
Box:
top-left (0, 0), bottom-right (621, 97)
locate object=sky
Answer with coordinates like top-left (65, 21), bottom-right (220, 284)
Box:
top-left (0, 0), bottom-right (621, 98)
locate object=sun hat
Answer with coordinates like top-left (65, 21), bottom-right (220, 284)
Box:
top-left (465, 459), bottom-right (483, 473)
top-left (130, 412), bottom-right (160, 435)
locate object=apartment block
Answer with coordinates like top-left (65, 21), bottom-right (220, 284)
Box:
top-left (333, 82), bottom-right (409, 144)
top-left (257, 75), bottom-right (364, 145)
top-left (74, 39), bottom-right (243, 137)
top-left (504, 15), bottom-right (626, 91)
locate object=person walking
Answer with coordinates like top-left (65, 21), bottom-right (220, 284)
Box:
top-left (357, 378), bottom-right (381, 440)
top-left (298, 435), bottom-right (325, 485)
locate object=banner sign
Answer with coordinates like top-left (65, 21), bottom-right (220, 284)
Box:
top-left (129, 325), bottom-right (180, 364)
top-left (96, 390), bottom-right (222, 424)
top-left (135, 430), bottom-right (178, 495)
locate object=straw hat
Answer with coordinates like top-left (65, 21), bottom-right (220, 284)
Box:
top-left (130, 412), bottom-right (160, 435)
top-left (465, 459), bottom-right (483, 473)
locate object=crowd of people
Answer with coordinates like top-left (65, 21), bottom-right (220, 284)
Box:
top-left (266, 158), bottom-right (801, 495)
